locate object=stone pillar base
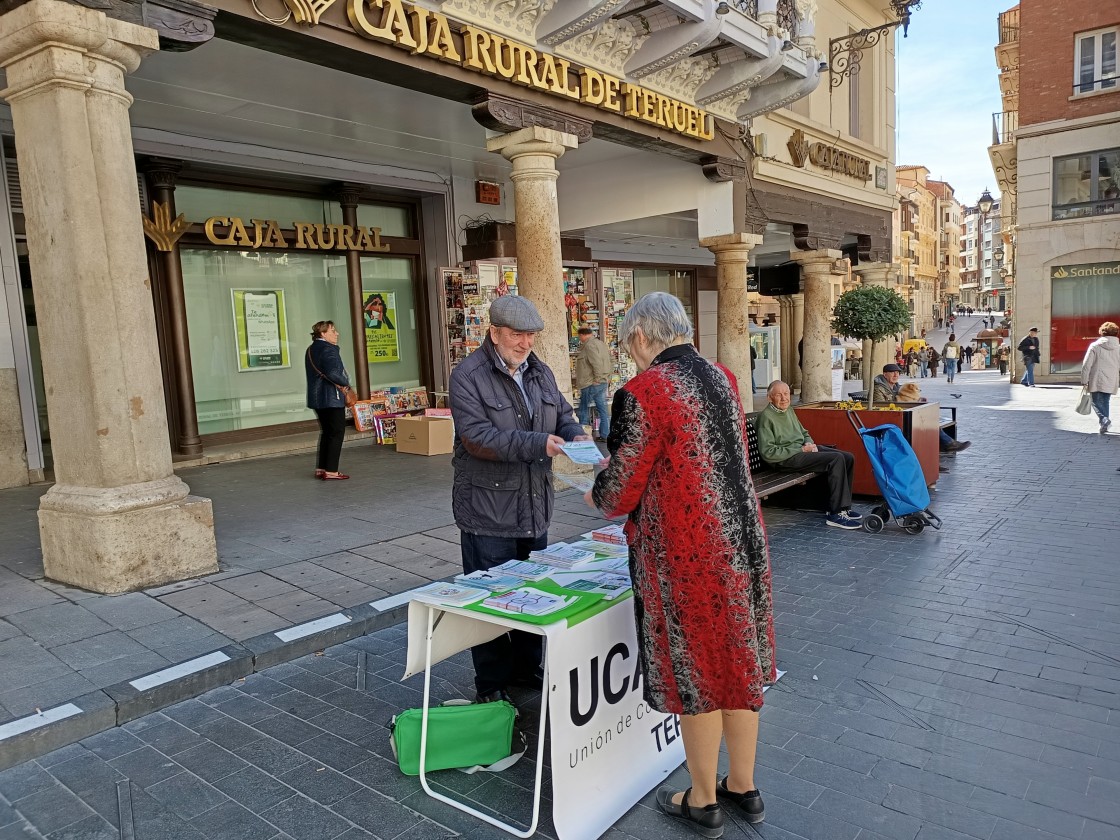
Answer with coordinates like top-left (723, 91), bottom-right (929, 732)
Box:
top-left (39, 477), bottom-right (218, 593)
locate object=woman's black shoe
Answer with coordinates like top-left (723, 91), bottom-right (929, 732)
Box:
top-left (716, 777), bottom-right (765, 823)
top-left (655, 787), bottom-right (724, 838)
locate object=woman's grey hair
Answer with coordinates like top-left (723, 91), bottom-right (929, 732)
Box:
top-left (618, 292), bottom-right (693, 354)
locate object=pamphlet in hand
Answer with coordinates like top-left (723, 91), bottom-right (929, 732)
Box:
top-left (553, 471), bottom-right (595, 493)
top-left (560, 440), bottom-right (605, 465)
top-left (411, 582), bottom-right (490, 606)
top-left (454, 569), bottom-right (527, 592)
top-left (481, 588), bottom-right (577, 616)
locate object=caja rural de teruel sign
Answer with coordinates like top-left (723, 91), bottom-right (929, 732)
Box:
top-left (257, 0), bottom-right (715, 142)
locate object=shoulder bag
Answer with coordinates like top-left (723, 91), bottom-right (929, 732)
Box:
top-left (390, 699), bottom-right (524, 776)
top-left (307, 346), bottom-right (357, 407)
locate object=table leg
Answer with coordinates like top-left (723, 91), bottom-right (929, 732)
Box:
top-left (417, 605), bottom-right (548, 838)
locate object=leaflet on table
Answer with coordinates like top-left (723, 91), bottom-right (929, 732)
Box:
top-left (490, 559), bottom-right (555, 581)
top-left (528, 543), bottom-right (597, 568)
top-left (481, 588), bottom-right (577, 615)
top-left (550, 571), bottom-right (631, 600)
top-left (454, 569), bottom-right (528, 592)
top-left (576, 556), bottom-right (630, 575)
top-left (559, 440), bottom-right (605, 465)
top-left (464, 581), bottom-right (608, 625)
top-left (565, 539), bottom-right (628, 559)
top-left (552, 471), bottom-right (595, 493)
top-left (589, 524), bottom-right (627, 545)
top-left (410, 582), bottom-right (490, 606)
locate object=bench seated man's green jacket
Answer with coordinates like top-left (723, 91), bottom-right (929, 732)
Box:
top-left (756, 403), bottom-right (812, 464)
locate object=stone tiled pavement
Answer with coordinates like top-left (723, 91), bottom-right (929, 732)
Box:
top-left (2, 313), bottom-right (1120, 839)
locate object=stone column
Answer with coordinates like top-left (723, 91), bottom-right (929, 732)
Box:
top-left (790, 293), bottom-right (805, 392)
top-left (856, 263), bottom-right (896, 391)
top-left (791, 249), bottom-right (841, 404)
top-left (0, 0), bottom-right (217, 593)
top-left (700, 233), bottom-right (764, 395)
top-left (487, 126), bottom-right (579, 405)
top-left (777, 295), bottom-right (794, 386)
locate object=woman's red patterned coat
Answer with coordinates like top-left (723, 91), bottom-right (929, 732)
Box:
top-left (591, 344), bottom-right (776, 716)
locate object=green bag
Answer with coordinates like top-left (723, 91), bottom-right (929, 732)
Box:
top-left (390, 699), bottom-right (522, 776)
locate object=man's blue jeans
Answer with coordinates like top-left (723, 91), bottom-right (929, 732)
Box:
top-left (1091, 391), bottom-right (1111, 424)
top-left (944, 359), bottom-right (958, 381)
top-left (461, 531), bottom-right (548, 694)
top-left (919, 361), bottom-right (928, 378)
top-left (1022, 359), bottom-right (1036, 386)
top-left (578, 382), bottom-right (610, 439)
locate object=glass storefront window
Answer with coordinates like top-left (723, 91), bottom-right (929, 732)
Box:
top-left (321, 203), bottom-right (412, 238)
top-left (175, 186), bottom-right (332, 227)
top-left (181, 248), bottom-right (351, 434)
top-left (634, 269), bottom-right (694, 320)
top-left (359, 256), bottom-right (421, 389)
top-left (1050, 261), bottom-right (1120, 374)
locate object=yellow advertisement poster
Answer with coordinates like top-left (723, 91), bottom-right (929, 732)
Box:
top-left (231, 289), bottom-right (290, 372)
top-left (363, 290), bottom-right (400, 363)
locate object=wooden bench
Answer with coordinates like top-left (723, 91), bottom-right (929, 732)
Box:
top-left (744, 412), bottom-right (820, 500)
top-left (939, 405), bottom-right (958, 442)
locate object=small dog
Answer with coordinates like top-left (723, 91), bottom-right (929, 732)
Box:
top-left (898, 383), bottom-right (922, 402)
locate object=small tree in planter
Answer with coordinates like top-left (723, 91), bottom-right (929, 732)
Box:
top-left (831, 285), bottom-right (911, 407)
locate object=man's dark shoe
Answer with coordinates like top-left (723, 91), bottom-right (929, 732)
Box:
top-left (655, 788), bottom-right (724, 838)
top-left (716, 777), bottom-right (765, 823)
top-left (475, 689), bottom-right (513, 705)
top-left (944, 440), bottom-right (971, 452)
top-left (508, 666), bottom-right (545, 689)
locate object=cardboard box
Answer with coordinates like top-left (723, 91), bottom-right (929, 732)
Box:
top-left (395, 416), bottom-right (454, 456)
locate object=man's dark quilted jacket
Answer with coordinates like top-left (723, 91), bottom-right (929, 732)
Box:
top-left (449, 337), bottom-right (583, 538)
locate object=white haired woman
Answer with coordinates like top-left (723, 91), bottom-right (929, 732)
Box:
top-left (585, 292), bottom-right (776, 837)
top-left (1082, 321), bottom-right (1120, 432)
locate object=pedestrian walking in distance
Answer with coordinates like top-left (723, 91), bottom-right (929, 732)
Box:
top-left (574, 326), bottom-right (613, 442)
top-left (942, 334), bottom-right (961, 384)
top-left (1081, 322), bottom-right (1120, 433)
top-left (588, 292), bottom-right (775, 837)
top-left (1018, 327), bottom-right (1041, 386)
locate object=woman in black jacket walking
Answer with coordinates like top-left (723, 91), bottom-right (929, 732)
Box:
top-left (305, 320), bottom-right (352, 480)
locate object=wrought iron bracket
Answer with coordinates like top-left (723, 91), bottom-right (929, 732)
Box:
top-left (828, 0), bottom-right (921, 90)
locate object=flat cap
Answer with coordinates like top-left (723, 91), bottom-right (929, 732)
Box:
top-left (489, 295), bottom-right (545, 332)
top-left (1029, 326), bottom-right (1039, 331)
top-left (882, 363), bottom-right (903, 373)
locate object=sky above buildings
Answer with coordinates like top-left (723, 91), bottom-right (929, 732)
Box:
top-left (896, 0), bottom-right (1006, 208)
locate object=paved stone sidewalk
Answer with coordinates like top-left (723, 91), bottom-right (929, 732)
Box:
top-left (1, 333), bottom-right (1119, 839)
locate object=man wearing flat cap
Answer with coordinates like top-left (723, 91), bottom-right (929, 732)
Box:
top-left (449, 295), bottom-right (589, 704)
top-left (1017, 327), bottom-right (1041, 386)
top-left (874, 363), bottom-right (971, 453)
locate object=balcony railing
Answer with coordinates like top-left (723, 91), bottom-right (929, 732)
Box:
top-left (731, 0), bottom-right (759, 16)
top-left (998, 7), bottom-right (1019, 44)
top-left (992, 110), bottom-right (1018, 145)
top-left (776, 0), bottom-right (798, 39)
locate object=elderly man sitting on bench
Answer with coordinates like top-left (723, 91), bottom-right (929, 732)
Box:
top-left (757, 381), bottom-right (863, 530)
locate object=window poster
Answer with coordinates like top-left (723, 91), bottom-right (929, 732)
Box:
top-left (231, 289), bottom-right (289, 372)
top-left (363, 290), bottom-right (401, 363)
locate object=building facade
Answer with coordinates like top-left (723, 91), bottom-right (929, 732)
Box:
top-left (0, 0), bottom-right (906, 590)
top-left (994, 0), bottom-right (1119, 382)
top-left (959, 198), bottom-right (1004, 312)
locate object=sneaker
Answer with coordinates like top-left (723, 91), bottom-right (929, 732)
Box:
top-left (826, 512), bottom-right (862, 530)
top-left (1101, 418), bottom-right (1112, 432)
top-left (839, 509), bottom-right (863, 521)
top-left (716, 777), bottom-right (765, 823)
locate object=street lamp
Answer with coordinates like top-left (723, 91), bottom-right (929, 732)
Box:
top-left (978, 189), bottom-right (994, 214)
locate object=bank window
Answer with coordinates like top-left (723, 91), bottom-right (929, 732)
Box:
top-left (176, 186), bottom-right (330, 226)
top-left (1053, 148), bottom-right (1120, 219)
top-left (1075, 27), bottom-right (1117, 94)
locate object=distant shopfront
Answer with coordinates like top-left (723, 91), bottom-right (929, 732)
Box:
top-left (143, 172), bottom-right (432, 452)
top-left (1050, 260), bottom-right (1120, 374)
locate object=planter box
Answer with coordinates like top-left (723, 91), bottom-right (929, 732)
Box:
top-left (793, 402), bottom-right (941, 495)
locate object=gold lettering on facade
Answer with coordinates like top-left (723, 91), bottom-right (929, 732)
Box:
top-left (335, 0), bottom-right (713, 140)
top-left (806, 141), bottom-right (871, 181)
top-left (203, 218), bottom-right (392, 252)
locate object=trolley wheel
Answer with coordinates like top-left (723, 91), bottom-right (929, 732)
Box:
top-left (863, 514), bottom-right (885, 534)
top-left (902, 515), bottom-right (925, 535)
